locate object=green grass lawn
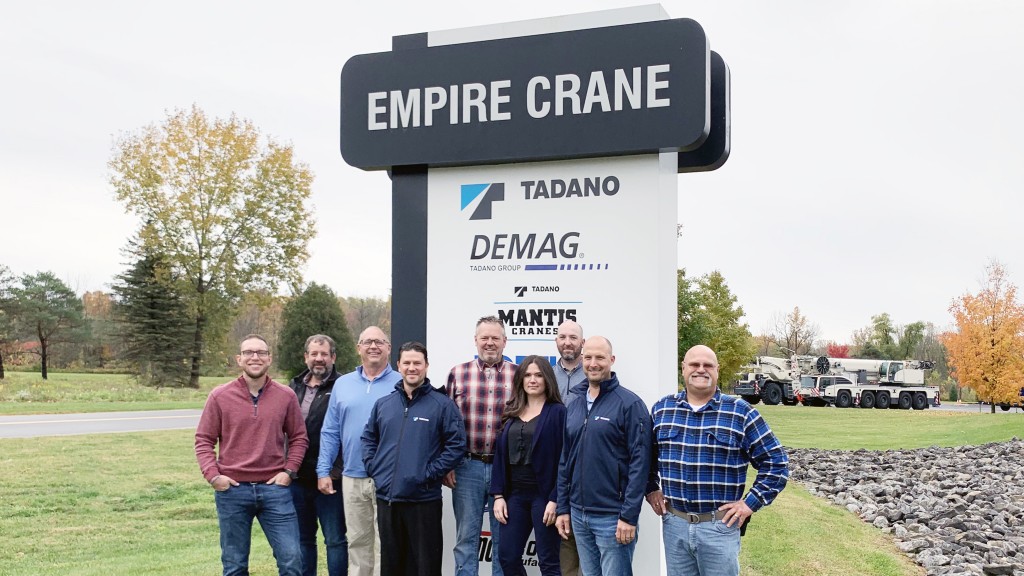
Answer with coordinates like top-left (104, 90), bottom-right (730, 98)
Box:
top-left (758, 403), bottom-right (1023, 449)
top-left (0, 372), bottom-right (225, 414)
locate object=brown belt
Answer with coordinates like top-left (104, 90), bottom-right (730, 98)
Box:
top-left (667, 504), bottom-right (727, 524)
top-left (469, 453), bottom-right (494, 464)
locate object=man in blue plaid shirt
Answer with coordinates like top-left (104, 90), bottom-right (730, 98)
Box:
top-left (645, 345), bottom-right (788, 576)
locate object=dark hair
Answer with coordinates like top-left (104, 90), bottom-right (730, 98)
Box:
top-left (398, 341), bottom-right (428, 363)
top-left (304, 334), bottom-right (336, 355)
top-left (502, 355), bottom-right (562, 423)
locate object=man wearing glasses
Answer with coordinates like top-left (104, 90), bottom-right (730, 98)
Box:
top-left (318, 327), bottom-right (402, 576)
top-left (195, 334), bottom-right (309, 576)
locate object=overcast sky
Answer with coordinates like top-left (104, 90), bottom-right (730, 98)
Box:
top-left (2, 0), bottom-right (1021, 344)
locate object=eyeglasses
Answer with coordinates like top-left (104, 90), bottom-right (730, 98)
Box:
top-left (240, 350), bottom-right (271, 358)
top-left (359, 339), bottom-right (390, 348)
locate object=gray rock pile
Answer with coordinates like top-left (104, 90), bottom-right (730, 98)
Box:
top-left (788, 438), bottom-right (1024, 576)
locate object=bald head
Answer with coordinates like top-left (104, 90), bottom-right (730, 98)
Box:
top-left (581, 336), bottom-right (614, 385)
top-left (555, 320), bottom-right (584, 365)
top-left (683, 345), bottom-right (718, 365)
top-left (682, 345), bottom-right (719, 401)
top-left (357, 326), bottom-right (392, 371)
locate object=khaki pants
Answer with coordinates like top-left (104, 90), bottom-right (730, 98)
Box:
top-left (560, 532), bottom-right (581, 576)
top-left (343, 475), bottom-right (380, 576)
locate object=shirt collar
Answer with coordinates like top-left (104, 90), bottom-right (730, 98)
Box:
top-left (475, 357), bottom-right (505, 371)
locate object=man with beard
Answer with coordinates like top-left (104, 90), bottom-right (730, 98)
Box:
top-left (553, 320), bottom-right (586, 401)
top-left (552, 320), bottom-right (585, 576)
top-left (555, 336), bottom-right (651, 576)
top-left (445, 316), bottom-right (517, 576)
top-left (288, 334), bottom-right (347, 576)
top-left (318, 326), bottom-right (402, 576)
top-left (645, 345), bottom-right (789, 576)
top-left (196, 334), bottom-right (308, 576)
top-left (362, 342), bottom-right (466, 576)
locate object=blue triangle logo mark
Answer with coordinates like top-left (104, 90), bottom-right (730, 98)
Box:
top-left (461, 184), bottom-right (490, 210)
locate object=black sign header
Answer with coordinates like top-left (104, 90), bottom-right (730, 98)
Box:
top-left (340, 19), bottom-right (710, 170)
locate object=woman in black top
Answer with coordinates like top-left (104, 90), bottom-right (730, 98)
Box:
top-left (490, 355), bottom-right (566, 576)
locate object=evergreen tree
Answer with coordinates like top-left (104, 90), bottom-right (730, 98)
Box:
top-left (277, 283), bottom-right (358, 378)
top-left (111, 246), bottom-right (192, 386)
top-left (11, 271), bottom-right (87, 379)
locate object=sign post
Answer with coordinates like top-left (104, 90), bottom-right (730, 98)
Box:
top-left (340, 5), bottom-right (730, 575)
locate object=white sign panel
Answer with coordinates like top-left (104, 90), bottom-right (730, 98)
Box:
top-left (427, 153), bottom-right (679, 575)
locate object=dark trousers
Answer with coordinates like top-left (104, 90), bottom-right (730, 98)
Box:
top-left (498, 486), bottom-right (561, 576)
top-left (290, 479), bottom-right (348, 576)
top-left (377, 498), bottom-right (443, 576)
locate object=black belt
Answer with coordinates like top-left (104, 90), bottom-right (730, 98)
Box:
top-left (667, 504), bottom-right (727, 524)
top-left (469, 453), bottom-right (494, 464)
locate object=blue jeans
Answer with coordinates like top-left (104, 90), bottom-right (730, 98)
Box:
top-left (214, 482), bottom-right (302, 576)
top-left (571, 509), bottom-right (637, 576)
top-left (661, 513), bottom-right (741, 576)
top-left (290, 480), bottom-right (348, 576)
top-left (452, 458), bottom-right (503, 576)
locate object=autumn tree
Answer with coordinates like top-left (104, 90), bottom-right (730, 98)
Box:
top-left (826, 342), bottom-right (850, 358)
top-left (277, 283), bottom-right (358, 378)
top-left (678, 269), bottom-right (754, 390)
top-left (112, 245), bottom-right (193, 386)
top-left (340, 296), bottom-right (391, 336)
top-left (53, 290), bottom-right (120, 370)
top-left (230, 292), bottom-right (286, 352)
top-left (914, 322), bottom-right (949, 383)
top-left (110, 106), bottom-right (313, 387)
top-left (752, 332), bottom-right (778, 356)
top-left (942, 262), bottom-right (1024, 412)
top-left (11, 272), bottom-right (87, 379)
top-left (769, 307), bottom-right (819, 355)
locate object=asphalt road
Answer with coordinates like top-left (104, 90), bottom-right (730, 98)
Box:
top-left (0, 409), bottom-right (202, 439)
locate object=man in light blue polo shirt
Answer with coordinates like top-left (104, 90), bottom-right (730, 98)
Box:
top-left (318, 326), bottom-right (402, 576)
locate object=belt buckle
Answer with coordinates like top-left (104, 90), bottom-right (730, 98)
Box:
top-left (686, 512), bottom-right (701, 524)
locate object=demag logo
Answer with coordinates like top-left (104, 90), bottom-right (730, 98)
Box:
top-left (461, 183), bottom-right (505, 220)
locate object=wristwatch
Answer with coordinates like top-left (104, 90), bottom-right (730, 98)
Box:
top-left (284, 469), bottom-right (298, 480)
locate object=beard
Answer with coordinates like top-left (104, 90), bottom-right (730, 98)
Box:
top-left (560, 347), bottom-right (581, 363)
top-left (243, 364), bottom-right (270, 380)
top-left (310, 363), bottom-right (329, 377)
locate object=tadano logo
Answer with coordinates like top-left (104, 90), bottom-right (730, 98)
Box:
top-left (461, 183), bottom-right (505, 220)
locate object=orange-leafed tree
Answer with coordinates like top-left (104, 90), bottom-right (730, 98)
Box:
top-left (941, 262), bottom-right (1024, 413)
top-left (826, 342), bottom-right (850, 358)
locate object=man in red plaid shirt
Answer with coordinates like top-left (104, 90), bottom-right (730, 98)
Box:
top-left (444, 315), bottom-right (518, 576)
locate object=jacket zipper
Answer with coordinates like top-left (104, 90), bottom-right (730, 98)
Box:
top-left (386, 400), bottom-right (411, 503)
top-left (579, 401), bottom-right (590, 511)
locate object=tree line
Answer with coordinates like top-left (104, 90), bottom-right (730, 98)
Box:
top-left (0, 260), bottom-right (389, 385)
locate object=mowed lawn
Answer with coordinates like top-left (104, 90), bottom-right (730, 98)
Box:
top-left (3, 406), bottom-right (1020, 575)
top-left (0, 372), bottom-right (226, 414)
